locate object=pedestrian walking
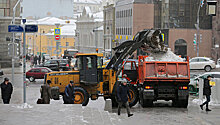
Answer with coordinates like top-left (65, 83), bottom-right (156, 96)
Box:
top-left (30, 55), bottom-right (34, 67)
top-left (63, 81), bottom-right (75, 104)
top-left (38, 55), bottom-right (41, 65)
top-left (42, 55), bottom-right (45, 63)
top-left (34, 55), bottom-right (38, 66)
top-left (1, 78), bottom-right (13, 104)
top-left (40, 80), bottom-right (52, 104)
top-left (200, 75), bottom-right (213, 111)
top-left (117, 79), bottom-right (133, 117)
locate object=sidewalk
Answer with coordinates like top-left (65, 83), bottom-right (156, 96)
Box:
top-left (0, 104), bottom-right (122, 125)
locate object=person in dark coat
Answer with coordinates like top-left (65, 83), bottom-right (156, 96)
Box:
top-left (117, 79), bottom-right (133, 117)
top-left (38, 55), bottom-right (41, 65)
top-left (40, 80), bottom-right (52, 104)
top-left (63, 81), bottom-right (75, 104)
top-left (34, 55), bottom-right (38, 66)
top-left (200, 75), bottom-right (213, 111)
top-left (42, 55), bottom-right (45, 63)
top-left (1, 78), bottom-right (13, 104)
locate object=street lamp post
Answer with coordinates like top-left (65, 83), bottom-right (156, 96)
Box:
top-left (195, 1), bottom-right (202, 57)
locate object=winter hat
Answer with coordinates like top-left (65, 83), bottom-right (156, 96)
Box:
top-left (4, 77), bottom-right (9, 81)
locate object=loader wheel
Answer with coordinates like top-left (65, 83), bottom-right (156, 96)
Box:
top-left (128, 85), bottom-right (139, 107)
top-left (74, 87), bottom-right (89, 106)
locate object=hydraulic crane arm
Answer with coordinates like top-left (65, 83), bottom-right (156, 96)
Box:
top-left (106, 29), bottom-right (167, 75)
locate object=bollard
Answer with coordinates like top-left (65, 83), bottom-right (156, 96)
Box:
top-left (104, 99), bottom-right (112, 112)
top-left (199, 78), bottom-right (204, 103)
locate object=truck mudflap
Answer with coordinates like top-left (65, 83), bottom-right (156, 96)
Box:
top-left (143, 89), bottom-right (154, 99)
top-left (178, 90), bottom-right (189, 100)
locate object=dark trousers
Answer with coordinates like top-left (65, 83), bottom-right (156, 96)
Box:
top-left (202, 95), bottom-right (210, 108)
top-left (118, 101), bottom-right (131, 115)
top-left (3, 99), bottom-right (10, 104)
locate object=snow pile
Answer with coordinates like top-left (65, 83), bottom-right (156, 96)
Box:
top-left (192, 98), bottom-right (220, 106)
top-left (146, 48), bottom-right (184, 62)
top-left (12, 103), bottom-right (33, 109)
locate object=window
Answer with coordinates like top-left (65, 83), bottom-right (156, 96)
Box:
top-left (97, 57), bottom-right (102, 68)
top-left (66, 42), bottom-right (69, 47)
top-left (41, 69), bottom-right (49, 73)
top-left (213, 74), bottom-right (220, 78)
top-left (199, 58), bottom-right (209, 62)
top-left (190, 58), bottom-right (199, 62)
top-left (32, 69), bottom-right (40, 73)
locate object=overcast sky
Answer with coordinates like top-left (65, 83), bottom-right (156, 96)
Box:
top-left (22, 0), bottom-right (74, 19)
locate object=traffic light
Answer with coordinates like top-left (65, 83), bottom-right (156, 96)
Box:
top-left (193, 34), bottom-right (197, 46)
top-left (193, 40), bottom-right (196, 46)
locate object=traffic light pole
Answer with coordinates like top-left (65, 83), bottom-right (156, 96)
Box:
top-left (196, 1), bottom-right (201, 57)
top-left (23, 23), bottom-right (26, 103)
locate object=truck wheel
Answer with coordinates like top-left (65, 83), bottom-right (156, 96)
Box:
top-left (111, 81), bottom-right (120, 107)
top-left (29, 77), bottom-right (35, 82)
top-left (180, 96), bottom-right (189, 108)
top-left (74, 87), bottom-right (89, 106)
top-left (172, 99), bottom-right (179, 107)
top-left (140, 94), bottom-right (147, 108)
top-left (204, 65), bottom-right (211, 72)
top-left (128, 85), bottom-right (139, 107)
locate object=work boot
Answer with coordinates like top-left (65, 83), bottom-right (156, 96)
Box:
top-left (118, 110), bottom-right (120, 115)
top-left (200, 105), bottom-right (203, 110)
top-left (128, 114), bottom-right (133, 117)
top-left (206, 108), bottom-right (211, 112)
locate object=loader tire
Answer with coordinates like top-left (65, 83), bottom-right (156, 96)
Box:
top-left (74, 87), bottom-right (89, 106)
top-left (128, 85), bottom-right (139, 107)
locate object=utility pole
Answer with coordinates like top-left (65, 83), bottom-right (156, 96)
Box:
top-left (195, 0), bottom-right (202, 57)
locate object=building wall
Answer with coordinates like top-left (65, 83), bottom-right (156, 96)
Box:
top-left (212, 0), bottom-right (220, 61)
top-left (103, 4), bottom-right (115, 57)
top-left (169, 29), bottom-right (212, 58)
top-left (76, 22), bottom-right (103, 53)
top-left (0, 0), bottom-right (21, 68)
top-left (132, 3), bottom-right (154, 35)
top-left (26, 25), bottom-right (75, 57)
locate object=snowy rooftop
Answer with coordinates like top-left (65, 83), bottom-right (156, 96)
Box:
top-left (46, 24), bottom-right (76, 36)
top-left (73, 0), bottom-right (102, 4)
top-left (77, 6), bottom-right (103, 22)
top-left (26, 17), bottom-right (76, 25)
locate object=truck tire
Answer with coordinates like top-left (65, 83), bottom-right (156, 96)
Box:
top-left (180, 96), bottom-right (189, 108)
top-left (128, 85), bottom-right (139, 107)
top-left (74, 87), bottom-right (89, 106)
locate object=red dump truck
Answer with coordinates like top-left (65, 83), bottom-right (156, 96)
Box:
top-left (122, 56), bottom-right (190, 108)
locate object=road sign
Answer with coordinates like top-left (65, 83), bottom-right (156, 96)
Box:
top-left (25, 25), bottom-right (38, 32)
top-left (54, 28), bottom-right (61, 35)
top-left (55, 35), bottom-right (60, 41)
top-left (8, 25), bottom-right (23, 32)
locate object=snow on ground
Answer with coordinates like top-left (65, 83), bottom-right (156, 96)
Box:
top-left (192, 98), bottom-right (220, 106)
top-left (146, 48), bottom-right (184, 62)
top-left (12, 103), bottom-right (33, 109)
top-left (216, 65), bottom-right (220, 68)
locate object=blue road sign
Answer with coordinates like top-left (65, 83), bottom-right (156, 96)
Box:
top-left (8, 25), bottom-right (23, 32)
top-left (25, 25), bottom-right (38, 32)
top-left (54, 28), bottom-right (61, 35)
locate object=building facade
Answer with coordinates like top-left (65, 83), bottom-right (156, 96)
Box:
top-left (75, 7), bottom-right (103, 53)
top-left (25, 17), bottom-right (76, 57)
top-left (212, 0), bottom-right (220, 61)
top-left (115, 0), bottom-right (213, 58)
top-left (0, 0), bottom-right (21, 68)
top-left (103, 4), bottom-right (115, 57)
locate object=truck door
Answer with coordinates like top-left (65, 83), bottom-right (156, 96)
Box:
top-left (79, 55), bottom-right (98, 84)
top-left (122, 61), bottom-right (138, 83)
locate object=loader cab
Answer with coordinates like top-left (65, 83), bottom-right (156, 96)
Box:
top-left (76, 53), bottom-right (103, 85)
